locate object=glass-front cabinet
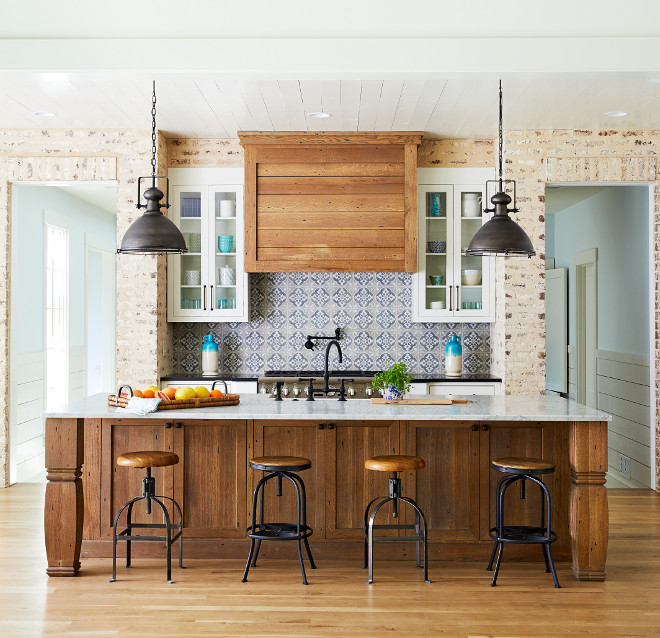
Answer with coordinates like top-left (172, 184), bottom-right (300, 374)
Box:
top-left (413, 168), bottom-right (495, 322)
top-left (167, 168), bottom-right (248, 322)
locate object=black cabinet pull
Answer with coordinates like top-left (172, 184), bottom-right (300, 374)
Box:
top-left (327, 423), bottom-right (334, 430)
top-left (482, 424), bottom-right (489, 431)
top-left (175, 422), bottom-right (182, 429)
top-left (471, 424), bottom-right (478, 431)
top-left (318, 424), bottom-right (325, 430)
top-left (165, 422), bottom-right (172, 429)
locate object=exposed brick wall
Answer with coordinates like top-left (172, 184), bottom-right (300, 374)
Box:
top-left (496, 128), bottom-right (660, 490)
top-left (0, 129), bottom-right (165, 486)
top-left (418, 138), bottom-right (494, 168)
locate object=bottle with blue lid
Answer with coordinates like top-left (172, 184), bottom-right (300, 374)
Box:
top-left (445, 335), bottom-right (462, 377)
top-left (201, 333), bottom-right (219, 377)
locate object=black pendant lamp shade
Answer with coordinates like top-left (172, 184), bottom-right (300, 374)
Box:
top-left (117, 82), bottom-right (187, 255)
top-left (465, 82), bottom-right (535, 258)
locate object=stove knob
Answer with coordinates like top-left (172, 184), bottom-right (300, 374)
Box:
top-left (365, 387), bottom-right (373, 397)
top-left (292, 385), bottom-right (301, 397)
top-left (305, 386), bottom-right (310, 396)
top-left (347, 387), bottom-right (356, 397)
top-left (259, 384), bottom-right (269, 395)
top-left (282, 385), bottom-right (290, 397)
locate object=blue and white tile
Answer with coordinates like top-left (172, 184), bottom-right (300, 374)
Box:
top-left (332, 288), bottom-right (352, 307)
top-left (462, 330), bottom-right (484, 351)
top-left (180, 352), bottom-right (199, 374)
top-left (399, 352), bottom-right (417, 370)
top-left (310, 272), bottom-right (331, 286)
top-left (289, 287), bottom-right (309, 307)
top-left (419, 353), bottom-right (440, 374)
top-left (266, 273), bottom-right (287, 286)
top-left (375, 309), bottom-right (396, 330)
top-left (397, 309), bottom-right (413, 330)
top-left (354, 287), bottom-right (374, 307)
top-left (354, 272), bottom-right (374, 286)
top-left (375, 352), bottom-right (395, 370)
top-left (288, 309), bottom-right (308, 330)
top-left (223, 332), bottom-right (243, 352)
top-left (332, 309), bottom-right (352, 328)
top-left (354, 331), bottom-right (374, 351)
top-left (265, 353), bottom-right (286, 371)
top-left (266, 309), bottom-right (287, 329)
top-left (332, 272), bottom-right (352, 286)
top-left (354, 352), bottom-right (375, 371)
top-left (353, 309), bottom-right (374, 330)
top-left (375, 330), bottom-right (396, 352)
top-left (375, 287), bottom-right (396, 307)
top-left (266, 331), bottom-right (286, 351)
top-left (375, 272), bottom-right (396, 286)
top-left (397, 287), bottom-right (412, 308)
top-left (180, 330), bottom-right (198, 351)
top-left (250, 287), bottom-right (266, 308)
top-left (310, 309), bottom-right (330, 330)
top-left (288, 272), bottom-right (309, 286)
top-left (288, 352), bottom-right (309, 371)
top-left (310, 287), bottom-right (331, 306)
top-left (463, 353), bottom-right (485, 374)
top-left (266, 287), bottom-right (287, 307)
top-left (398, 331), bottom-right (417, 352)
top-left (223, 353), bottom-right (243, 374)
top-left (288, 331), bottom-right (307, 351)
top-left (419, 330), bottom-right (440, 351)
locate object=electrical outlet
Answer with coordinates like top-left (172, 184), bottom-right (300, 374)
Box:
top-left (619, 454), bottom-right (631, 479)
top-left (162, 341), bottom-right (169, 357)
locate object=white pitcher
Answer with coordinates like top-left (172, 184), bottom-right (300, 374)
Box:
top-left (462, 193), bottom-right (482, 217)
top-left (219, 266), bottom-right (236, 286)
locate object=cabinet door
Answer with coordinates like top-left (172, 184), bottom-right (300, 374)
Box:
top-left (253, 420), bottom-right (325, 537)
top-left (452, 184), bottom-right (495, 321)
top-left (168, 185), bottom-right (211, 319)
top-left (479, 422), bottom-right (570, 543)
top-left (402, 420), bottom-right (480, 542)
top-left (412, 184), bottom-right (454, 321)
top-left (172, 420), bottom-right (248, 539)
top-left (325, 420), bottom-right (399, 540)
top-left (100, 420), bottom-right (174, 538)
top-left (428, 382), bottom-right (497, 396)
top-left (210, 185), bottom-right (248, 321)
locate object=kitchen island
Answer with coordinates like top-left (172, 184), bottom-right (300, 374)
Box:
top-left (43, 393), bottom-right (611, 581)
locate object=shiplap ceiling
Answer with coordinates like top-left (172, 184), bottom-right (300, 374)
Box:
top-left (3, 72), bottom-right (660, 140)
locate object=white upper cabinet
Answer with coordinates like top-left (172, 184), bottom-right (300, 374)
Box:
top-left (167, 168), bottom-right (249, 322)
top-left (413, 168), bottom-right (495, 323)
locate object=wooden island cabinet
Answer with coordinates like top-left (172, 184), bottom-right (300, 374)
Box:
top-left (45, 394), bottom-right (610, 581)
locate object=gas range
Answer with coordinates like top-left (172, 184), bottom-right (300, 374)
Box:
top-left (259, 370), bottom-right (377, 400)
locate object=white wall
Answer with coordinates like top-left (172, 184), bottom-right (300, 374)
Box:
top-left (9, 184), bottom-right (116, 483)
top-left (545, 185), bottom-right (649, 355)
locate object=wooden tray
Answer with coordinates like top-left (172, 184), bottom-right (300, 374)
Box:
top-left (370, 397), bottom-right (470, 405)
top-left (107, 393), bottom-right (240, 410)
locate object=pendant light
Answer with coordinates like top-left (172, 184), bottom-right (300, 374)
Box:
top-left (117, 82), bottom-right (187, 255)
top-left (465, 81), bottom-right (535, 258)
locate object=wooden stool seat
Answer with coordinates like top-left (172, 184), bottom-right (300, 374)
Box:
top-left (116, 451), bottom-right (179, 468)
top-left (364, 455), bottom-right (425, 472)
top-left (249, 456), bottom-right (312, 472)
top-left (491, 457), bottom-right (555, 475)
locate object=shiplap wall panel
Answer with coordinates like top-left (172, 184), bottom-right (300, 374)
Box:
top-left (69, 347), bottom-right (87, 403)
top-left (597, 349), bottom-right (651, 488)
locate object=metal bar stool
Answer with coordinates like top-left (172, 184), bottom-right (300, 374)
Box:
top-left (487, 456), bottom-right (560, 588)
top-left (109, 451), bottom-right (185, 584)
top-left (242, 456), bottom-right (316, 585)
top-left (361, 455), bottom-right (431, 584)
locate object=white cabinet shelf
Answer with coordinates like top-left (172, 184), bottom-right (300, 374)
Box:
top-left (413, 168), bottom-right (495, 323)
top-left (167, 168), bottom-right (249, 322)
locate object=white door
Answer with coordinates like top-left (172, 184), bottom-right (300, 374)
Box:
top-left (575, 249), bottom-right (598, 408)
top-left (546, 267), bottom-right (568, 393)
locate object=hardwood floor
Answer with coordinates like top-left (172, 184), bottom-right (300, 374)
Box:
top-left (1, 484), bottom-right (659, 637)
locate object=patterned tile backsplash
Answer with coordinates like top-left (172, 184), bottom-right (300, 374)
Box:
top-left (171, 272), bottom-right (491, 375)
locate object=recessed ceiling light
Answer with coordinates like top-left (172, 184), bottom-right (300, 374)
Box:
top-left (307, 112), bottom-right (331, 118)
top-left (604, 111), bottom-right (627, 117)
top-left (33, 111), bottom-right (56, 117)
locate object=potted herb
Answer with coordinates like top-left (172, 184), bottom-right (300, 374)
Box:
top-left (372, 362), bottom-right (414, 401)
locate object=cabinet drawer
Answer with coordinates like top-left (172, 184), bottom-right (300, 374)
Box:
top-left (428, 382), bottom-right (498, 396)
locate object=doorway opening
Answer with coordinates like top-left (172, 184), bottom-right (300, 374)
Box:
top-left (545, 185), bottom-right (654, 489)
top-left (9, 182), bottom-right (117, 484)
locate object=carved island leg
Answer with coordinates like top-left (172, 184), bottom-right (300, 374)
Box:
top-left (569, 420), bottom-right (608, 581)
top-left (44, 418), bottom-right (84, 576)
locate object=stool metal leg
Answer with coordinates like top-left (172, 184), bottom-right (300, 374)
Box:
top-left (125, 500), bottom-right (135, 568)
top-left (242, 473), bottom-right (268, 582)
top-left (289, 471), bottom-right (316, 570)
top-left (400, 496), bottom-right (431, 583)
top-left (242, 539), bottom-right (256, 583)
top-left (156, 494), bottom-right (186, 569)
top-left (108, 495), bottom-right (143, 583)
top-left (366, 497), bottom-right (391, 584)
top-left (490, 542), bottom-right (504, 586)
top-left (361, 495), bottom-right (388, 570)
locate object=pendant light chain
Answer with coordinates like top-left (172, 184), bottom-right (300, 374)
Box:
top-left (151, 81), bottom-right (157, 183)
top-left (498, 79), bottom-right (503, 190)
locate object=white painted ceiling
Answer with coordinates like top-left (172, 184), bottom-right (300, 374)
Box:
top-left (49, 184), bottom-right (118, 215)
top-left (2, 1), bottom-right (660, 139)
top-left (5, 72), bottom-right (660, 140)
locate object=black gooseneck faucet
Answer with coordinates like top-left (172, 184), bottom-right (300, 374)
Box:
top-left (323, 340), bottom-right (342, 394)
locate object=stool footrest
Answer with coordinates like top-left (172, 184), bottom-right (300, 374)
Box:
top-left (247, 522), bottom-right (313, 541)
top-left (489, 525), bottom-right (557, 544)
top-left (371, 524), bottom-right (421, 530)
top-left (371, 535), bottom-right (425, 542)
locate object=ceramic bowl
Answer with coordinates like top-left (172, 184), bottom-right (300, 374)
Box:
top-left (461, 269), bottom-right (482, 285)
top-left (429, 275), bottom-right (444, 285)
top-left (427, 241), bottom-right (447, 254)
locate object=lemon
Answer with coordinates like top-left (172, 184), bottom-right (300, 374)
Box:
top-left (174, 386), bottom-right (196, 400)
top-left (195, 386), bottom-right (210, 398)
top-left (144, 385), bottom-right (160, 394)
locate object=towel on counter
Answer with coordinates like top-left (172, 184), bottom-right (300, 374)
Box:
top-left (118, 397), bottom-right (162, 415)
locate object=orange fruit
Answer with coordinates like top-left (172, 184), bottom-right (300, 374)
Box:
top-left (132, 389), bottom-right (144, 398)
top-left (210, 389), bottom-right (223, 398)
top-left (143, 390), bottom-right (155, 399)
top-left (144, 385), bottom-right (160, 394)
top-left (162, 387), bottom-right (177, 400)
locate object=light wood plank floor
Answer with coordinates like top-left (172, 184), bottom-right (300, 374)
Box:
top-left (1, 484), bottom-right (659, 637)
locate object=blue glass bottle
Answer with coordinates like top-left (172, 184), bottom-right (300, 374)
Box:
top-left (445, 335), bottom-right (462, 377)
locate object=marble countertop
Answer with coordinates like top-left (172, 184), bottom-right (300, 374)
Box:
top-left (43, 393), bottom-right (611, 422)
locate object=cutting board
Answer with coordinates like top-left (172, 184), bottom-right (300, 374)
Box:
top-left (370, 397), bottom-right (469, 405)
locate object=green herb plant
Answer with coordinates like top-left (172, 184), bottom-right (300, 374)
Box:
top-left (372, 362), bottom-right (414, 395)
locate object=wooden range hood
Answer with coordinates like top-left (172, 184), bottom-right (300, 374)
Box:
top-left (238, 131), bottom-right (423, 272)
